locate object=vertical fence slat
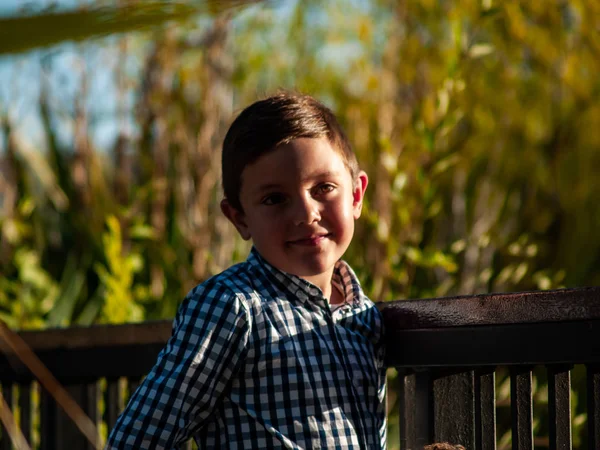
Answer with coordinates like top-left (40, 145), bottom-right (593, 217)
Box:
top-left (104, 377), bottom-right (121, 434)
top-left (64, 382), bottom-right (99, 450)
top-left (0, 384), bottom-right (13, 450)
top-left (40, 388), bottom-right (58, 450)
top-left (398, 370), bottom-right (431, 450)
top-left (87, 382), bottom-right (100, 450)
top-left (18, 382), bottom-right (32, 446)
top-left (587, 364), bottom-right (600, 450)
top-left (40, 382), bottom-right (99, 450)
top-left (398, 370), bottom-right (408, 450)
top-left (433, 370), bottom-right (475, 448)
top-left (57, 385), bottom-right (81, 449)
top-left (52, 384), bottom-right (97, 450)
top-left (547, 365), bottom-right (572, 450)
top-left (510, 366), bottom-right (533, 450)
top-left (475, 368), bottom-right (496, 450)
top-left (126, 377), bottom-right (141, 404)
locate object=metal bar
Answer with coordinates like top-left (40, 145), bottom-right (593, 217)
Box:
top-left (587, 364), bottom-right (600, 450)
top-left (510, 367), bottom-right (533, 450)
top-left (475, 368), bottom-right (496, 450)
top-left (547, 365), bottom-right (572, 450)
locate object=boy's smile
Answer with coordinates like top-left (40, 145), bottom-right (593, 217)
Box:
top-left (221, 137), bottom-right (368, 298)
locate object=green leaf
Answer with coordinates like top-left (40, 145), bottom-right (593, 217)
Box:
top-left (47, 254), bottom-right (86, 327)
top-left (0, 0), bottom-right (266, 56)
top-left (75, 288), bottom-right (104, 327)
top-left (130, 224), bottom-right (156, 240)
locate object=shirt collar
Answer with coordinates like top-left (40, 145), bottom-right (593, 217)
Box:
top-left (246, 247), bottom-right (365, 309)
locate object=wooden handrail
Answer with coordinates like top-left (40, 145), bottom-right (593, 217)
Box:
top-left (0, 286), bottom-right (599, 450)
top-left (0, 287), bottom-right (598, 378)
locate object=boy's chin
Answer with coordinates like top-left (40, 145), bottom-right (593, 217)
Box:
top-left (281, 259), bottom-right (338, 279)
top-left (256, 247), bottom-right (345, 278)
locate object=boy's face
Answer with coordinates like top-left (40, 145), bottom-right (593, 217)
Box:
top-left (221, 137), bottom-right (368, 285)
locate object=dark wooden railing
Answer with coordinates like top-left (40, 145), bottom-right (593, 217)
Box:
top-left (0, 286), bottom-right (599, 449)
top-left (379, 286), bottom-right (600, 450)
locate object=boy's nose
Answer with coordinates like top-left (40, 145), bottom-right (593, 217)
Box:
top-left (292, 197), bottom-right (321, 226)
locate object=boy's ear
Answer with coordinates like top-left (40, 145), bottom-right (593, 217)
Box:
top-left (220, 199), bottom-right (252, 241)
top-left (352, 171), bottom-right (368, 220)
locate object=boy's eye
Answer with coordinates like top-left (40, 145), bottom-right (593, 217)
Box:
top-left (314, 183), bottom-right (335, 195)
top-left (261, 193), bottom-right (286, 205)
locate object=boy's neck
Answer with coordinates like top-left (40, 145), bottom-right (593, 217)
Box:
top-left (329, 283), bottom-right (344, 305)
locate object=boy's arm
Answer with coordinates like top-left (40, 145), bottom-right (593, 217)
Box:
top-left (105, 283), bottom-right (251, 450)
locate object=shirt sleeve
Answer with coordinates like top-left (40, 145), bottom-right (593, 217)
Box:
top-left (374, 301), bottom-right (388, 449)
top-left (105, 282), bottom-right (251, 449)
top-left (378, 369), bottom-right (388, 449)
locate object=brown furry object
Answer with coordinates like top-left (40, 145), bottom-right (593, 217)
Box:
top-left (423, 443), bottom-right (466, 450)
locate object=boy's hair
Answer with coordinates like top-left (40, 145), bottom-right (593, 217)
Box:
top-left (221, 92), bottom-right (359, 212)
top-left (423, 443), bottom-right (466, 450)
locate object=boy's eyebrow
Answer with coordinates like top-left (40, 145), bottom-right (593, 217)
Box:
top-left (254, 183), bottom-right (283, 193)
top-left (307, 170), bottom-right (339, 180)
top-left (253, 171), bottom-right (342, 193)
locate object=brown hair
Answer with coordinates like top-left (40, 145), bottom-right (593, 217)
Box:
top-left (423, 443), bottom-right (466, 450)
top-left (221, 92), bottom-right (358, 212)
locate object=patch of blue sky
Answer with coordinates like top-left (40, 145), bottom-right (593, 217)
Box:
top-left (0, 0), bottom-right (128, 151)
top-left (0, 0), bottom-right (272, 152)
top-left (0, 49), bottom-right (45, 153)
top-left (1, 0), bottom-right (384, 153)
top-left (0, 0), bottom-right (84, 17)
top-left (1, 32), bottom-right (147, 153)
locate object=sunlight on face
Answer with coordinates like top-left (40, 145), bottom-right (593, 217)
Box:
top-left (223, 137), bottom-right (368, 293)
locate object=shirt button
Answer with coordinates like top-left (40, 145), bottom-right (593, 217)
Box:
top-left (309, 288), bottom-right (320, 297)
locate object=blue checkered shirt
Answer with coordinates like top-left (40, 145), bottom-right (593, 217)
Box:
top-left (106, 248), bottom-right (387, 449)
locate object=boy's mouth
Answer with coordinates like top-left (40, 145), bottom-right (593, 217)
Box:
top-left (287, 233), bottom-right (331, 246)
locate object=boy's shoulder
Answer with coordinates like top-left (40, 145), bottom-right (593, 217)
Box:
top-left (211, 259), bottom-right (258, 294)
top-left (184, 257), bottom-right (262, 307)
top-left (172, 260), bottom-right (261, 332)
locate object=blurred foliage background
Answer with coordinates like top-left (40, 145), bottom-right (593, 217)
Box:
top-left (0, 0), bottom-right (599, 448)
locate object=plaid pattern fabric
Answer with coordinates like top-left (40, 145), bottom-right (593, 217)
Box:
top-left (106, 248), bottom-right (387, 449)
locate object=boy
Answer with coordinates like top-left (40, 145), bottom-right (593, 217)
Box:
top-left (106, 92), bottom-right (387, 449)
